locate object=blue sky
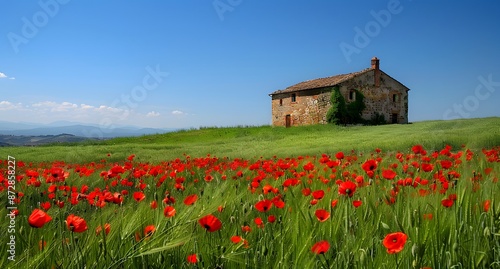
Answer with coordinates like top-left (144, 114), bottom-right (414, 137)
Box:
top-left (1, 1), bottom-right (499, 129)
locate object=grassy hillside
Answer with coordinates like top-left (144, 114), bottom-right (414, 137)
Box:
top-left (1, 117), bottom-right (499, 268)
top-left (4, 117), bottom-right (499, 163)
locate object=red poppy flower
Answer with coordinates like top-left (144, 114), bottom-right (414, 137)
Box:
top-left (96, 223), bottom-right (111, 236)
top-left (382, 232), bottom-right (408, 254)
top-left (66, 214), bottom-right (88, 233)
top-left (338, 180), bottom-right (357, 197)
top-left (312, 190), bottom-right (325, 200)
top-left (41, 201), bottom-right (51, 211)
top-left (485, 168), bottom-right (493, 175)
top-left (302, 188), bottom-right (311, 196)
top-left (483, 200), bottom-right (491, 212)
top-left (184, 194), bottom-right (198, 206)
top-left (28, 209), bottom-right (52, 228)
top-left (352, 200), bottom-right (363, 208)
top-left (231, 235), bottom-right (242, 244)
top-left (162, 194), bottom-right (176, 205)
top-left (199, 214), bottom-right (222, 232)
top-left (273, 198), bottom-right (285, 209)
top-left (440, 160), bottom-right (453, 169)
top-left (56, 200), bottom-right (64, 208)
top-left (241, 225), bottom-right (252, 233)
top-left (382, 169), bottom-right (397, 180)
top-left (331, 199), bottom-right (338, 208)
top-left (303, 162), bottom-right (315, 171)
top-left (421, 163), bottom-right (434, 172)
top-left (283, 178), bottom-right (300, 187)
top-left (441, 198), bottom-right (454, 208)
top-left (10, 209), bottom-right (19, 216)
top-left (144, 225), bottom-right (156, 237)
top-left (255, 199), bottom-right (273, 212)
top-left (150, 200), bottom-right (158, 209)
top-left (254, 217), bottom-right (264, 228)
top-left (133, 191), bottom-right (145, 202)
top-left (335, 152), bottom-right (344, 160)
top-left (187, 254), bottom-right (198, 264)
top-left (311, 240), bottom-right (330, 255)
top-left (112, 192), bottom-right (123, 204)
top-left (164, 206), bottom-right (176, 218)
top-left (315, 209), bottom-right (330, 222)
top-left (412, 144), bottom-right (425, 155)
top-left (268, 215), bottom-right (276, 223)
top-left (362, 159), bottom-right (378, 173)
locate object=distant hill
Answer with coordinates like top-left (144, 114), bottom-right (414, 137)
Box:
top-left (4, 117), bottom-right (499, 163)
top-left (0, 134), bottom-right (98, 146)
top-left (0, 121), bottom-right (176, 146)
top-left (0, 121), bottom-right (175, 138)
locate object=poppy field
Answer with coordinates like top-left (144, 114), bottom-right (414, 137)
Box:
top-left (1, 143), bottom-right (500, 268)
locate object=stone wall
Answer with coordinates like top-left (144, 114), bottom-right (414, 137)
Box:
top-left (271, 89), bottom-right (331, 127)
top-left (270, 69), bottom-right (409, 126)
top-left (338, 71), bottom-right (409, 124)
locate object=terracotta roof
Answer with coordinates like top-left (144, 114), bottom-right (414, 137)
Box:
top-left (270, 68), bottom-right (372, 95)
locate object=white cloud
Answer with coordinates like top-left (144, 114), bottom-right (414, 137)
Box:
top-left (0, 101), bottom-right (22, 110)
top-left (80, 104), bottom-right (95, 110)
top-left (146, 111), bottom-right (160, 117)
top-left (32, 101), bottom-right (78, 112)
top-left (95, 105), bottom-right (125, 114)
top-left (32, 101), bottom-right (57, 108)
top-left (1, 100), bottom-right (172, 127)
top-left (0, 72), bottom-right (14, 79)
top-left (30, 101), bottom-right (126, 114)
top-left (53, 102), bottom-right (78, 112)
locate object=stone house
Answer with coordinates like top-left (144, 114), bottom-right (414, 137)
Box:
top-left (269, 57), bottom-right (410, 127)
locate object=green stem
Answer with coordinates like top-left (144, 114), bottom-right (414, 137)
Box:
top-left (394, 253), bottom-right (400, 269)
top-left (322, 253), bottom-right (331, 268)
top-left (345, 199), bottom-right (349, 236)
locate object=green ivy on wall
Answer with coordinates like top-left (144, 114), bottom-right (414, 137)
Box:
top-left (327, 86), bottom-right (366, 125)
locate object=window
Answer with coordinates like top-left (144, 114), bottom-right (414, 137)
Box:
top-left (291, 93), bottom-right (296, 102)
top-left (349, 90), bottom-right (356, 101)
top-left (279, 99), bottom-right (283, 106)
top-left (392, 94), bottom-right (399, 103)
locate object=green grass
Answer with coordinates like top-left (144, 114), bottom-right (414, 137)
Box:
top-left (5, 117), bottom-right (500, 163)
top-left (0, 117), bottom-right (499, 268)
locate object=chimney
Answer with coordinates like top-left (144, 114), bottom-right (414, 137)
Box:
top-left (371, 57), bottom-right (380, 87)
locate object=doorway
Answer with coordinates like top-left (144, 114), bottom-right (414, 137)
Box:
top-left (285, 114), bottom-right (291, 128)
top-left (392, 113), bottom-right (398, 124)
